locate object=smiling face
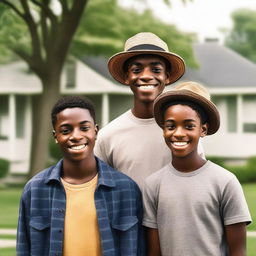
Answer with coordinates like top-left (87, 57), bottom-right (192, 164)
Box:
top-left (53, 107), bottom-right (98, 162)
top-left (163, 104), bottom-right (208, 159)
top-left (124, 55), bottom-right (170, 104)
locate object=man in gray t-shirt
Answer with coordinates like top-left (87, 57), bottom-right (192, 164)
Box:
top-left (143, 82), bottom-right (251, 255)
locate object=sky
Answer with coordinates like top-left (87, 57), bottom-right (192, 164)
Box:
top-left (119, 0), bottom-right (256, 43)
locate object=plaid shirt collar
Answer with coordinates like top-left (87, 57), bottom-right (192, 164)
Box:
top-left (44, 157), bottom-right (116, 188)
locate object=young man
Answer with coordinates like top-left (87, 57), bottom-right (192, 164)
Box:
top-left (143, 82), bottom-right (252, 256)
top-left (95, 32), bottom-right (204, 188)
top-left (16, 96), bottom-right (145, 256)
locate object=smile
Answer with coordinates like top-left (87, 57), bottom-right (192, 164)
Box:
top-left (69, 144), bottom-right (87, 151)
top-left (171, 141), bottom-right (189, 147)
top-left (139, 85), bottom-right (155, 90)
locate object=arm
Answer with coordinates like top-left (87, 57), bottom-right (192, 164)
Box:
top-left (16, 194), bottom-right (30, 255)
top-left (225, 222), bottom-right (247, 256)
top-left (146, 227), bottom-right (161, 256)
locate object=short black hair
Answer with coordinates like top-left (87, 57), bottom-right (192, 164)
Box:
top-left (163, 100), bottom-right (208, 125)
top-left (123, 54), bottom-right (172, 74)
top-left (51, 96), bottom-right (96, 128)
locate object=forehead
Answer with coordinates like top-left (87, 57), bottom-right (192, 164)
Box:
top-left (56, 108), bottom-right (94, 125)
top-left (164, 104), bottom-right (200, 120)
top-left (126, 54), bottom-right (167, 66)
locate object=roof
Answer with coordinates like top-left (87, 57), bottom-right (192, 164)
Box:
top-left (181, 42), bottom-right (256, 89)
top-left (61, 59), bottom-right (131, 95)
top-left (0, 62), bottom-right (42, 94)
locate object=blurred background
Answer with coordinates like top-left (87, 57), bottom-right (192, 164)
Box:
top-left (0, 0), bottom-right (255, 254)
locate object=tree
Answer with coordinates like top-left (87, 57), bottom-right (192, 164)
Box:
top-left (0, 0), bottom-right (196, 178)
top-left (0, 0), bottom-right (89, 178)
top-left (225, 9), bottom-right (256, 63)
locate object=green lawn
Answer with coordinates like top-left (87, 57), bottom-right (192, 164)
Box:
top-left (0, 188), bottom-right (21, 228)
top-left (242, 183), bottom-right (256, 230)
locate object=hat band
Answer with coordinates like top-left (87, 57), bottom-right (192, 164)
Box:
top-left (127, 44), bottom-right (166, 52)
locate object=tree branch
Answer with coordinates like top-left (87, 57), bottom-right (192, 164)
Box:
top-left (59, 0), bottom-right (68, 13)
top-left (20, 0), bottom-right (43, 62)
top-left (0, 0), bottom-right (25, 19)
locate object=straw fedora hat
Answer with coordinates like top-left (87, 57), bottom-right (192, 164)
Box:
top-left (108, 32), bottom-right (185, 85)
top-left (153, 82), bottom-right (220, 135)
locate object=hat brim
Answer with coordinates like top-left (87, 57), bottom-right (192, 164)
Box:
top-left (108, 50), bottom-right (185, 85)
top-left (153, 90), bottom-right (220, 135)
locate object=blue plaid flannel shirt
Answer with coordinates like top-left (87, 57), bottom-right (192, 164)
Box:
top-left (16, 157), bottom-right (145, 256)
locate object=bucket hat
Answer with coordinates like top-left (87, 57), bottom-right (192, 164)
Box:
top-left (108, 32), bottom-right (185, 85)
top-left (153, 82), bottom-right (220, 135)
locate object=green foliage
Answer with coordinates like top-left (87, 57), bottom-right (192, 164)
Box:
top-left (0, 158), bottom-right (9, 178)
top-left (72, 0), bottom-right (197, 67)
top-left (48, 137), bottom-right (62, 162)
top-left (225, 9), bottom-right (256, 63)
top-left (208, 156), bottom-right (256, 183)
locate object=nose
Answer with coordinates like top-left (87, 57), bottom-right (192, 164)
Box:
top-left (173, 126), bottom-right (186, 138)
top-left (139, 67), bottom-right (154, 81)
top-left (69, 128), bottom-right (83, 141)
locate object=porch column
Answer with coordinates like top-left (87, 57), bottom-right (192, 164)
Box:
top-left (101, 93), bottom-right (109, 127)
top-left (237, 94), bottom-right (243, 134)
top-left (9, 94), bottom-right (16, 160)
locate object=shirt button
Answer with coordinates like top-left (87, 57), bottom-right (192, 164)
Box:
top-left (59, 229), bottom-right (63, 233)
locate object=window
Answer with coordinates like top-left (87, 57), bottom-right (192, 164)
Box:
top-left (0, 96), bottom-right (9, 140)
top-left (243, 95), bottom-right (256, 133)
top-left (16, 95), bottom-right (26, 138)
top-left (66, 60), bottom-right (76, 88)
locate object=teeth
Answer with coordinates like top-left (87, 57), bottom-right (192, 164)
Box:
top-left (172, 142), bottom-right (188, 147)
top-left (70, 144), bottom-right (86, 150)
top-left (139, 85), bottom-right (154, 90)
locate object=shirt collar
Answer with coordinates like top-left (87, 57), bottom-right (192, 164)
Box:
top-left (44, 157), bottom-right (116, 188)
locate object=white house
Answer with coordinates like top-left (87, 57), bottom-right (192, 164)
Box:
top-left (1, 41), bottom-right (256, 174)
top-left (177, 40), bottom-right (256, 160)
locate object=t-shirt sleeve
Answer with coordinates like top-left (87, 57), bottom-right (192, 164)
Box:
top-left (142, 179), bottom-right (158, 229)
top-left (94, 132), bottom-right (110, 164)
top-left (221, 177), bottom-right (252, 226)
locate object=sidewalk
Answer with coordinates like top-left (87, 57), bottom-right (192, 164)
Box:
top-left (0, 229), bottom-right (256, 248)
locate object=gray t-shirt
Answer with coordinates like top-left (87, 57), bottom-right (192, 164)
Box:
top-left (95, 110), bottom-right (204, 189)
top-left (143, 161), bottom-right (251, 256)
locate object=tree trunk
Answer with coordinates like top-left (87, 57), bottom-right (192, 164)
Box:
top-left (28, 75), bottom-right (61, 178)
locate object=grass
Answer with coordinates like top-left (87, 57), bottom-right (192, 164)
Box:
top-left (0, 184), bottom-right (255, 255)
top-left (0, 188), bottom-right (21, 228)
top-left (242, 183), bottom-right (256, 230)
top-left (0, 247), bottom-right (16, 256)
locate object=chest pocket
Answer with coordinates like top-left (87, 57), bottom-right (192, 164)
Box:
top-left (111, 216), bottom-right (138, 231)
top-left (30, 216), bottom-right (50, 230)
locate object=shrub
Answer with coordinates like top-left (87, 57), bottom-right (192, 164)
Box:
top-left (48, 138), bottom-right (62, 161)
top-left (0, 158), bottom-right (9, 178)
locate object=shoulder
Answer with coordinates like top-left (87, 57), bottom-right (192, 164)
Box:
top-left (206, 161), bottom-right (236, 180)
top-left (98, 110), bottom-right (131, 134)
top-left (144, 165), bottom-right (170, 189)
top-left (22, 164), bottom-right (57, 195)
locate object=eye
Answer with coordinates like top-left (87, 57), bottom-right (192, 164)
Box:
top-left (131, 67), bottom-right (141, 73)
top-left (60, 128), bottom-right (70, 135)
top-left (185, 124), bottom-right (196, 130)
top-left (165, 124), bottom-right (175, 130)
top-left (80, 126), bottom-right (90, 131)
top-left (152, 67), bottom-right (163, 73)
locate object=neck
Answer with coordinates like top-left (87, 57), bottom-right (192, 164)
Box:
top-left (172, 153), bottom-right (206, 173)
top-left (132, 100), bottom-right (154, 119)
top-left (62, 155), bottom-right (98, 184)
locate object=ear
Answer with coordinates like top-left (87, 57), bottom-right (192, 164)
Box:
top-left (165, 72), bottom-right (171, 84)
top-left (52, 130), bottom-right (58, 144)
top-left (95, 124), bottom-right (99, 139)
top-left (200, 123), bottom-right (208, 138)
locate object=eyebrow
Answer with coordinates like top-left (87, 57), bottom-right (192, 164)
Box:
top-left (59, 120), bottom-right (92, 127)
top-left (165, 119), bottom-right (196, 123)
top-left (129, 61), bottom-right (164, 67)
